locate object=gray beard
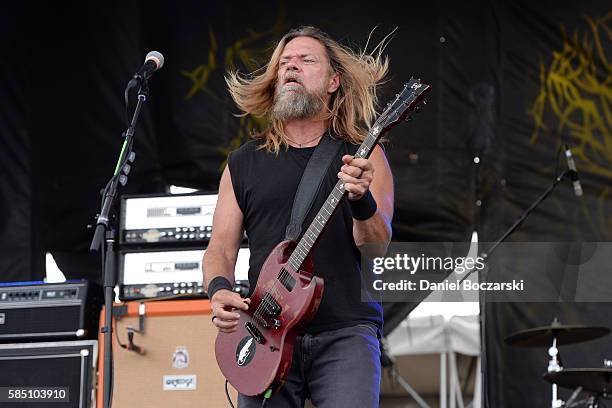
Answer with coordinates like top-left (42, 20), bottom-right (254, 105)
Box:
top-left (271, 87), bottom-right (325, 122)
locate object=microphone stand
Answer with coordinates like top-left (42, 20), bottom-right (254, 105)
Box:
top-left (90, 80), bottom-right (149, 408)
top-left (457, 168), bottom-right (579, 408)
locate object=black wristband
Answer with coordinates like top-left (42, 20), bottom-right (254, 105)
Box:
top-left (349, 190), bottom-right (377, 220)
top-left (207, 276), bottom-right (233, 299)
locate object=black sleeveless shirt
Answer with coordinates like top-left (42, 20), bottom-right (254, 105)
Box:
top-left (228, 137), bottom-right (383, 334)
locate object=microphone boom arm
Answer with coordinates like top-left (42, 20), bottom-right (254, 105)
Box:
top-left (460, 168), bottom-right (578, 284)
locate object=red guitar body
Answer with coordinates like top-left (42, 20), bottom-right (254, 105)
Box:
top-left (215, 240), bottom-right (324, 396)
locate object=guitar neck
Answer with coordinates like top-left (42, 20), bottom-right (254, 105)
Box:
top-left (286, 127), bottom-right (383, 272)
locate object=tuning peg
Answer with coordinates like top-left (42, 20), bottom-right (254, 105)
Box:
top-left (415, 106), bottom-right (420, 113)
top-left (405, 116), bottom-right (413, 122)
top-left (119, 174), bottom-right (128, 186)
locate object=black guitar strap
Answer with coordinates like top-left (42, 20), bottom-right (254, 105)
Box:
top-left (284, 132), bottom-right (343, 241)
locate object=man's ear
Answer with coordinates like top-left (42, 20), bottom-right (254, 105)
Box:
top-left (327, 72), bottom-right (340, 94)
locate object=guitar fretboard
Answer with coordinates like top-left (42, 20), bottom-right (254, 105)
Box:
top-left (285, 129), bottom-right (381, 272)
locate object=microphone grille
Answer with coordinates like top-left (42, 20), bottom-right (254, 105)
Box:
top-left (145, 51), bottom-right (165, 70)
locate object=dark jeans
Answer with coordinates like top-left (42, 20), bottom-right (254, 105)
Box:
top-left (237, 323), bottom-right (381, 408)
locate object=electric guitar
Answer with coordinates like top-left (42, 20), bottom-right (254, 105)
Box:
top-left (215, 78), bottom-right (431, 396)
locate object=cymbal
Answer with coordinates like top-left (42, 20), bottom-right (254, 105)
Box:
top-left (505, 325), bottom-right (609, 347)
top-left (543, 369), bottom-right (612, 395)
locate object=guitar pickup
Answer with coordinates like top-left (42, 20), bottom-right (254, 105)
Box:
top-left (245, 321), bottom-right (265, 344)
top-left (265, 297), bottom-right (281, 318)
top-left (277, 268), bottom-right (296, 292)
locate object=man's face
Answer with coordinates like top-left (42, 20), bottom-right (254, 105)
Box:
top-left (272, 36), bottom-right (340, 121)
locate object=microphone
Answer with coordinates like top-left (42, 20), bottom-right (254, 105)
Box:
top-left (128, 51), bottom-right (164, 87)
top-left (564, 145), bottom-right (583, 197)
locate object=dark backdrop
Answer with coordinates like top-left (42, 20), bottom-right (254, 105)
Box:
top-left (0, 2), bottom-right (610, 407)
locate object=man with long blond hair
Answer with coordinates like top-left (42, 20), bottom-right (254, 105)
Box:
top-left (204, 26), bottom-right (394, 407)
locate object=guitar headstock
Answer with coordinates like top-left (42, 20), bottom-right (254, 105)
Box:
top-left (377, 78), bottom-right (431, 134)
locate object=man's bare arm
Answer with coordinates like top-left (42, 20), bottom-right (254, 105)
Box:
top-left (203, 165), bottom-right (249, 332)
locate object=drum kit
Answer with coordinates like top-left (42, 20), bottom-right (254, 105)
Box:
top-left (505, 318), bottom-right (611, 408)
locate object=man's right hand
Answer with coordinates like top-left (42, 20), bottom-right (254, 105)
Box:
top-left (210, 289), bottom-right (250, 333)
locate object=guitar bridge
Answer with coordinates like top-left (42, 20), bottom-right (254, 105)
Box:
top-left (245, 321), bottom-right (265, 344)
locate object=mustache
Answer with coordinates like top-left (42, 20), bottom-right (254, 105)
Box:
top-left (282, 73), bottom-right (303, 85)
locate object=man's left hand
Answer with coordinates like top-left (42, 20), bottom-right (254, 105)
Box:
top-left (338, 155), bottom-right (374, 201)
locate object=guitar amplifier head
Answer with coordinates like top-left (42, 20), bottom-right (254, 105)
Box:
top-left (0, 281), bottom-right (101, 341)
top-left (120, 192), bottom-right (218, 246)
top-left (118, 247), bottom-right (250, 301)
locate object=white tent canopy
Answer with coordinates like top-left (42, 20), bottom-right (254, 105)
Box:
top-left (387, 314), bottom-right (481, 408)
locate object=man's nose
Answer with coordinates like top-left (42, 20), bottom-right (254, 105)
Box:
top-left (285, 58), bottom-right (300, 71)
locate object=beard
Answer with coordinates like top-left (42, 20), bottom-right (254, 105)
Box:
top-left (271, 82), bottom-right (326, 122)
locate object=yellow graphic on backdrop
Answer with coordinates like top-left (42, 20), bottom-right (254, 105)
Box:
top-left (181, 29), bottom-right (218, 101)
top-left (528, 11), bottom-right (611, 180)
top-left (181, 11), bottom-right (287, 167)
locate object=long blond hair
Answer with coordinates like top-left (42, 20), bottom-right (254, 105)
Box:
top-left (226, 26), bottom-right (390, 153)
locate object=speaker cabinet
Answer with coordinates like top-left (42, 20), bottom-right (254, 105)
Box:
top-left (0, 340), bottom-right (97, 408)
top-left (98, 299), bottom-right (236, 407)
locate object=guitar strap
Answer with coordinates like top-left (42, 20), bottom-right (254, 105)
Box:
top-left (284, 132), bottom-right (343, 241)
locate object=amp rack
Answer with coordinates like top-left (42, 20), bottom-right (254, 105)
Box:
top-left (119, 192), bottom-right (218, 247)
